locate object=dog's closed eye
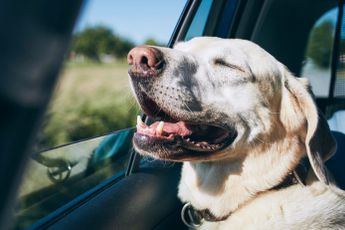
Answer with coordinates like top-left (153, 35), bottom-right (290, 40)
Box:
top-left (214, 58), bottom-right (245, 73)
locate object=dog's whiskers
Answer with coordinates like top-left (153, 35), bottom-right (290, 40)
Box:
top-left (181, 100), bottom-right (193, 113)
top-left (268, 110), bottom-right (280, 115)
top-left (154, 108), bottom-right (162, 117)
top-left (255, 137), bottom-right (265, 143)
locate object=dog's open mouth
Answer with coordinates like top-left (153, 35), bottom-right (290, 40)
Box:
top-left (132, 94), bottom-right (237, 158)
top-left (136, 116), bottom-right (236, 152)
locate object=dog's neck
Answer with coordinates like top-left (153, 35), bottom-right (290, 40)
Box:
top-left (178, 136), bottom-right (305, 218)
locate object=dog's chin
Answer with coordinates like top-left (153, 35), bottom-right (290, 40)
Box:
top-left (133, 130), bottom-right (237, 162)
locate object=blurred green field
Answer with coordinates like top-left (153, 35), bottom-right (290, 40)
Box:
top-left (37, 61), bottom-right (139, 150)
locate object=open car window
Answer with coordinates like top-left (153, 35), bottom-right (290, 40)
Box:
top-left (12, 1), bottom-right (187, 229)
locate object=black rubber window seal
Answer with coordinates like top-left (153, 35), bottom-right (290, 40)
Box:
top-left (329, 0), bottom-right (344, 99)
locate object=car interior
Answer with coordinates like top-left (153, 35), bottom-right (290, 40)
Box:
top-left (0, 0), bottom-right (344, 229)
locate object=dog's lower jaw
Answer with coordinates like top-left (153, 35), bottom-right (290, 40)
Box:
top-left (177, 136), bottom-right (305, 220)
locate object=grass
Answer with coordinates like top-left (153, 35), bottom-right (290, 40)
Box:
top-left (36, 61), bottom-right (139, 150)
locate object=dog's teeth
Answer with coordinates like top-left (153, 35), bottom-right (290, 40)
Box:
top-left (213, 144), bottom-right (219, 149)
top-left (156, 121), bottom-right (164, 135)
top-left (137, 115), bottom-right (146, 128)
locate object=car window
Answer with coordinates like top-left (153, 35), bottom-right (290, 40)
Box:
top-left (184, 0), bottom-right (214, 41)
top-left (13, 1), bottom-right (187, 229)
top-left (301, 6), bottom-right (341, 98)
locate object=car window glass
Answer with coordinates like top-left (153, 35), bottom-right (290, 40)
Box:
top-left (15, 129), bottom-right (134, 229)
top-left (301, 7), bottom-right (338, 98)
top-left (13, 1), bottom-right (186, 229)
top-left (185, 0), bottom-right (214, 41)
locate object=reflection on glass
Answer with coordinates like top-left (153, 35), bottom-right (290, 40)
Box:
top-left (14, 128), bottom-right (134, 230)
top-left (301, 7), bottom-right (337, 97)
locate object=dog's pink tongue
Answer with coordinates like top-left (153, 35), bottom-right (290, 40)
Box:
top-left (152, 121), bottom-right (192, 136)
top-left (136, 119), bottom-right (192, 137)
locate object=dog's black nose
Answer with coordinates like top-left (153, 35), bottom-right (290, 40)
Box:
top-left (127, 46), bottom-right (165, 77)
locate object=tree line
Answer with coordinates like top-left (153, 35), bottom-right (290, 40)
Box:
top-left (72, 23), bottom-right (344, 67)
top-left (306, 20), bottom-right (345, 68)
top-left (71, 25), bottom-right (161, 61)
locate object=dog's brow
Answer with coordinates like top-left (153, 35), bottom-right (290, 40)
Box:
top-left (214, 58), bottom-right (245, 73)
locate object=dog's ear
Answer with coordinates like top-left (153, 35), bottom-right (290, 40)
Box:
top-left (280, 70), bottom-right (336, 185)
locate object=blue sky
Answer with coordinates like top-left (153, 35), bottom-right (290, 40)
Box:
top-left (75, 2), bottom-right (343, 44)
top-left (317, 7), bottom-right (337, 26)
top-left (317, 6), bottom-right (345, 38)
top-left (76, 0), bottom-right (187, 45)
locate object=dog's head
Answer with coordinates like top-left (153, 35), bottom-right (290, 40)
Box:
top-left (128, 37), bottom-right (336, 184)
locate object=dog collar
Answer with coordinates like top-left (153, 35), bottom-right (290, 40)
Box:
top-left (273, 156), bottom-right (310, 190)
top-left (181, 202), bottom-right (231, 228)
top-left (181, 157), bottom-right (310, 228)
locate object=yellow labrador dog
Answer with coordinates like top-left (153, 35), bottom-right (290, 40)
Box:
top-left (127, 37), bottom-right (345, 229)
